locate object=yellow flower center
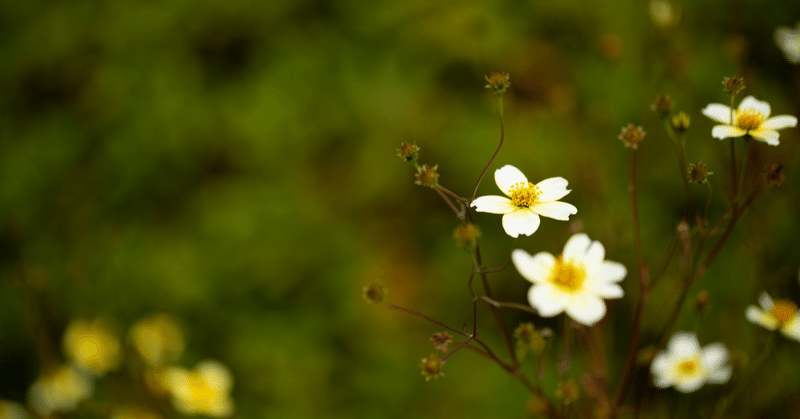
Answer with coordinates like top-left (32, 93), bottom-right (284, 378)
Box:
top-left (509, 182), bottom-right (541, 208)
top-left (771, 299), bottom-right (798, 324)
top-left (678, 360), bottom-right (698, 375)
top-left (551, 257), bottom-right (586, 291)
top-left (735, 109), bottom-right (765, 131)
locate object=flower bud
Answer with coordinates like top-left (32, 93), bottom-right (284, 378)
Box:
top-left (414, 164), bottom-right (440, 188)
top-left (722, 75), bottom-right (745, 95)
top-left (671, 111), bottom-right (690, 132)
top-left (419, 354), bottom-right (444, 381)
top-left (430, 332), bottom-right (453, 352)
top-left (695, 290), bottom-right (710, 313)
top-left (651, 95), bottom-right (674, 117)
top-left (484, 70), bottom-right (510, 96)
top-left (396, 142), bottom-right (420, 162)
top-left (453, 223), bottom-right (480, 248)
top-left (687, 162), bottom-right (712, 184)
top-left (618, 124), bottom-right (646, 149)
top-left (362, 282), bottom-right (386, 304)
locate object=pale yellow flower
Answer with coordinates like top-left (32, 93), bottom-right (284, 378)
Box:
top-left (472, 165), bottom-right (577, 238)
top-left (745, 292), bottom-right (800, 342)
top-left (512, 233), bottom-right (626, 326)
top-left (63, 318), bottom-right (121, 375)
top-left (651, 332), bottom-right (731, 393)
top-left (775, 23), bottom-right (800, 64)
top-left (164, 360), bottom-right (234, 418)
top-left (130, 314), bottom-right (185, 367)
top-left (701, 96), bottom-right (797, 145)
top-left (0, 400), bottom-right (30, 419)
top-left (27, 365), bottom-right (93, 415)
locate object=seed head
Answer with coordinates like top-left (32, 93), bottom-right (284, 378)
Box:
top-left (453, 223), bottom-right (480, 248)
top-left (420, 353), bottom-right (444, 381)
top-left (722, 75), bottom-right (746, 96)
top-left (484, 70), bottom-right (510, 96)
top-left (687, 162), bottom-right (712, 184)
top-left (414, 164), bottom-right (439, 188)
top-left (651, 95), bottom-right (674, 117)
top-left (362, 282), bottom-right (386, 304)
top-left (672, 112), bottom-right (690, 132)
top-left (618, 124), bottom-right (646, 149)
top-left (396, 142), bottom-right (420, 162)
top-left (430, 332), bottom-right (453, 352)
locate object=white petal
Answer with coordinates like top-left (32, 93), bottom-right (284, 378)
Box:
top-left (528, 284), bottom-right (569, 317)
top-left (502, 209), bottom-right (540, 238)
top-left (584, 241), bottom-right (605, 266)
top-left (494, 165), bottom-right (528, 196)
top-left (706, 365), bottom-right (732, 384)
top-left (530, 201), bottom-right (577, 221)
top-left (701, 343), bottom-right (728, 369)
top-left (588, 281), bottom-right (624, 299)
top-left (749, 128), bottom-right (780, 146)
top-left (758, 292), bottom-right (774, 311)
top-left (674, 375), bottom-right (705, 393)
top-left (535, 177), bottom-right (571, 202)
top-left (651, 354), bottom-right (675, 388)
top-left (562, 233), bottom-right (590, 262)
top-left (738, 96), bottom-right (771, 117)
top-left (701, 103), bottom-right (733, 124)
top-left (779, 315), bottom-right (800, 342)
top-left (471, 195), bottom-right (515, 214)
top-left (712, 125), bottom-right (746, 139)
top-left (564, 293), bottom-right (607, 326)
top-left (745, 306), bottom-right (779, 330)
top-left (512, 250), bottom-right (556, 284)
top-left (762, 115), bottom-right (798, 130)
top-left (595, 261), bottom-right (627, 283)
top-left (667, 332), bottom-right (700, 356)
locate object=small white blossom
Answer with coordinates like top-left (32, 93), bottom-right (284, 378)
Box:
top-left (701, 96), bottom-right (797, 146)
top-left (471, 165), bottom-right (577, 238)
top-left (651, 332), bottom-right (732, 393)
top-left (775, 23), bottom-right (800, 64)
top-left (745, 292), bottom-right (800, 342)
top-left (512, 233), bottom-right (626, 326)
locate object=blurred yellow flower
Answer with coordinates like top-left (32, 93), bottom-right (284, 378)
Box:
top-left (512, 233), bottom-right (626, 326)
top-left (111, 407), bottom-right (163, 419)
top-left (650, 332), bottom-right (731, 393)
top-left (471, 165), bottom-right (577, 238)
top-left (164, 360), bottom-right (234, 418)
top-left (745, 292), bottom-right (800, 342)
top-left (130, 314), bottom-right (185, 367)
top-left (0, 400), bottom-right (30, 419)
top-left (63, 318), bottom-right (121, 375)
top-left (702, 96), bottom-right (797, 146)
top-left (27, 365), bottom-right (93, 415)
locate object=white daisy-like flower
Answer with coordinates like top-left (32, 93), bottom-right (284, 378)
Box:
top-left (471, 165), bottom-right (577, 238)
top-left (651, 332), bottom-right (732, 393)
top-left (511, 233), bottom-right (626, 326)
top-left (745, 292), bottom-right (800, 342)
top-left (701, 96), bottom-right (797, 146)
top-left (775, 23), bottom-right (800, 64)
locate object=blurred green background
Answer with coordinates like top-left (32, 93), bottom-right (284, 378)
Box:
top-left (2, 0), bottom-right (800, 417)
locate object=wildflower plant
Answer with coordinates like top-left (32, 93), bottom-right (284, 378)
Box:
top-left (368, 70), bottom-right (799, 419)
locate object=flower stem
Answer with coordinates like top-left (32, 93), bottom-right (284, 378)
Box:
top-left (711, 331), bottom-right (776, 419)
top-left (470, 96), bottom-right (505, 203)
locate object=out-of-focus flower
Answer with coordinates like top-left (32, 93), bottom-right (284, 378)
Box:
top-left (0, 400), bottom-right (30, 419)
top-left (419, 354), bottom-right (444, 381)
top-left (672, 112), bottom-right (690, 132)
top-left (484, 70), bottom-right (510, 96)
top-left (471, 165), bottom-right (577, 238)
top-left (745, 292), bottom-right (800, 342)
top-left (775, 23), bottom-right (800, 64)
top-left (396, 142), bottom-right (420, 162)
top-left (28, 365), bottom-right (93, 415)
top-left (618, 124), bottom-right (646, 149)
top-left (63, 318), bottom-right (121, 375)
top-left (130, 314), bottom-right (185, 367)
top-left (701, 96), bottom-right (797, 146)
top-left (649, 0), bottom-right (678, 28)
top-left (687, 162), bottom-right (712, 184)
top-left (512, 233), bottom-right (626, 326)
top-left (362, 281), bottom-right (387, 304)
top-left (650, 332), bottom-right (731, 393)
top-left (164, 360), bottom-right (234, 418)
top-left (429, 332), bottom-right (453, 352)
top-left (414, 164), bottom-right (439, 188)
top-left (651, 95), bottom-right (674, 117)
top-left (111, 407), bottom-right (163, 419)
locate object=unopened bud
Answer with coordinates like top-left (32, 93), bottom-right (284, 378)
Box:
top-left (484, 70), bottom-right (510, 96)
top-left (420, 353), bottom-right (444, 381)
top-left (362, 282), bottom-right (386, 304)
top-left (430, 332), bottom-right (453, 352)
top-left (414, 164), bottom-right (439, 188)
top-left (671, 111), bottom-right (690, 132)
top-left (396, 142), bottom-right (420, 162)
top-left (618, 124), bottom-right (646, 149)
top-left (651, 95), bottom-right (674, 117)
top-left (453, 223), bottom-right (480, 248)
top-left (687, 162), bottom-right (712, 184)
top-left (722, 75), bottom-right (746, 96)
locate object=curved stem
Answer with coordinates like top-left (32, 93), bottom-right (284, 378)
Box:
top-left (475, 295), bottom-right (538, 315)
top-left (470, 96), bottom-right (505, 203)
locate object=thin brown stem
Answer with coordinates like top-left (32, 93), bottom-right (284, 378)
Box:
top-left (441, 336), bottom-right (475, 362)
top-left (437, 184), bottom-right (470, 206)
top-left (435, 187), bottom-right (465, 222)
top-left (475, 295), bottom-right (539, 315)
top-left (385, 303), bottom-right (469, 337)
top-left (470, 98), bottom-right (505, 203)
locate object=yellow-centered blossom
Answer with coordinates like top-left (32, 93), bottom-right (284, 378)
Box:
top-left (512, 233), bottom-right (626, 326)
top-left (130, 314), bottom-right (185, 367)
top-left (650, 332), bottom-right (731, 393)
top-left (745, 292), bottom-right (800, 342)
top-left (164, 360), bottom-right (234, 418)
top-left (701, 96), bottom-right (797, 145)
top-left (471, 165), bottom-right (577, 238)
top-left (27, 365), bottom-right (93, 415)
top-left (63, 318), bottom-right (121, 375)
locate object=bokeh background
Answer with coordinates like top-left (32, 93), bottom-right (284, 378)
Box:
top-left (2, 0), bottom-right (800, 418)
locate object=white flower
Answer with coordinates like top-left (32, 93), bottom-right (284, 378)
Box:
top-left (651, 332), bottom-right (732, 393)
top-left (511, 233), bottom-right (626, 326)
top-left (745, 292), bottom-right (800, 342)
top-left (27, 365), bottom-right (93, 416)
top-left (775, 23), bottom-right (800, 64)
top-left (164, 360), bottom-right (235, 418)
top-left (471, 165), bottom-right (577, 238)
top-left (701, 96), bottom-right (797, 146)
